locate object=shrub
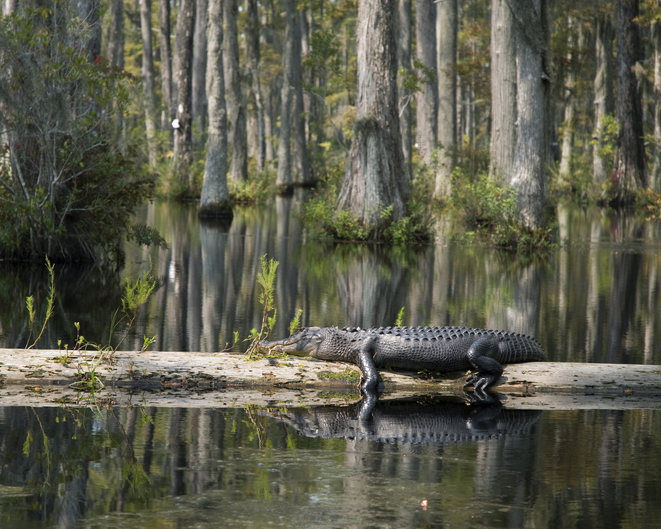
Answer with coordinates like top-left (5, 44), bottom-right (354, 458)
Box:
top-left (0, 3), bottom-right (155, 262)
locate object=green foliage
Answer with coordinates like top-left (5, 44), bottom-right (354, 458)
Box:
top-left (246, 255), bottom-right (279, 357)
top-left (395, 307), bottom-right (405, 327)
top-left (0, 3), bottom-right (157, 262)
top-left (229, 168), bottom-right (276, 204)
top-left (448, 169), bottom-right (556, 253)
top-left (25, 257), bottom-right (56, 349)
top-left (300, 165), bottom-right (433, 245)
top-left (289, 309), bottom-right (303, 336)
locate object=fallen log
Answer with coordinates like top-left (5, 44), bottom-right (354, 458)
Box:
top-left (0, 349), bottom-right (659, 409)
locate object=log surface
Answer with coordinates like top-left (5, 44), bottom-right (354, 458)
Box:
top-left (0, 349), bottom-right (659, 409)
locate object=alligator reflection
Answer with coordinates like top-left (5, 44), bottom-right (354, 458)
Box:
top-left (265, 395), bottom-right (542, 445)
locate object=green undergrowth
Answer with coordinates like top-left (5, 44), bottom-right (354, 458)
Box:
top-left (26, 258), bottom-right (158, 392)
top-left (300, 159), bottom-right (434, 245)
top-left (446, 169), bottom-right (556, 253)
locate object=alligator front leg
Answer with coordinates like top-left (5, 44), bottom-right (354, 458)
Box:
top-left (356, 336), bottom-right (380, 395)
top-left (464, 336), bottom-right (505, 400)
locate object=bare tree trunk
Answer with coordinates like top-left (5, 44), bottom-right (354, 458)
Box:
top-left (336, 0), bottom-right (411, 231)
top-left (246, 0), bottom-right (265, 173)
top-left (173, 0), bottom-right (196, 188)
top-left (652, 14), bottom-right (661, 191)
top-left (292, 10), bottom-right (310, 184)
top-left (140, 0), bottom-right (158, 167)
top-left (507, 0), bottom-right (551, 229)
top-left (592, 13), bottom-right (614, 187)
top-left (397, 0), bottom-right (412, 170)
top-left (107, 0), bottom-right (124, 69)
top-left (192, 0), bottom-right (208, 132)
top-left (160, 0), bottom-right (174, 131)
top-left (558, 15), bottom-right (578, 182)
top-left (415, 0), bottom-right (437, 162)
top-left (489, 0), bottom-right (516, 183)
top-left (435, 0), bottom-right (457, 198)
top-left (609, 0), bottom-right (647, 203)
top-left (277, 0), bottom-right (296, 188)
top-left (199, 0), bottom-right (232, 219)
top-left (224, 0), bottom-right (248, 183)
top-left (2, 0), bottom-right (16, 15)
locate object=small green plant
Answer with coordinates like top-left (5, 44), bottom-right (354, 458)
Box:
top-left (289, 309), bottom-right (303, 335)
top-left (395, 307), bottom-right (405, 327)
top-left (25, 256), bottom-right (56, 349)
top-left (245, 255), bottom-right (279, 357)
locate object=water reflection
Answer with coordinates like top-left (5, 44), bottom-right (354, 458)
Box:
top-left (1, 404), bottom-right (660, 528)
top-left (1, 200), bottom-right (661, 368)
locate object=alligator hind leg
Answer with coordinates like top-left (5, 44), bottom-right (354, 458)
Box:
top-left (464, 336), bottom-right (505, 400)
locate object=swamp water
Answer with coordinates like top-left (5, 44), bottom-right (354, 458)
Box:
top-left (0, 199), bottom-right (660, 527)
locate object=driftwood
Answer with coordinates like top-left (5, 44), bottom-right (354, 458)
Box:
top-left (0, 349), bottom-right (660, 410)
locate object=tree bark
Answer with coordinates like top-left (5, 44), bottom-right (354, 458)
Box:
top-left (192, 0), bottom-right (208, 131)
top-left (245, 0), bottom-right (265, 173)
top-left (592, 13), bottom-right (614, 187)
top-left (609, 0), bottom-right (647, 203)
top-left (507, 0), bottom-right (550, 229)
top-left (652, 13), bottom-right (661, 191)
top-left (276, 0), bottom-right (296, 188)
top-left (415, 0), bottom-right (437, 162)
top-left (292, 10), bottom-right (310, 184)
top-left (199, 0), bottom-right (232, 219)
top-left (489, 0), bottom-right (516, 183)
top-left (159, 0), bottom-right (174, 131)
top-left (107, 0), bottom-right (124, 69)
top-left (140, 0), bottom-right (158, 168)
top-left (336, 0), bottom-right (411, 231)
top-left (75, 1), bottom-right (102, 63)
top-left (435, 0), bottom-right (457, 198)
top-left (224, 0), bottom-right (248, 183)
top-left (558, 15), bottom-right (578, 182)
top-left (173, 0), bottom-right (196, 187)
top-left (397, 0), bottom-right (412, 170)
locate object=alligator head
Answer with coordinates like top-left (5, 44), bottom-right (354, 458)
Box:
top-left (258, 327), bottom-right (327, 356)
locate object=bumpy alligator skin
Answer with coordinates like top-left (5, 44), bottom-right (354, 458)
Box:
top-left (259, 326), bottom-right (545, 398)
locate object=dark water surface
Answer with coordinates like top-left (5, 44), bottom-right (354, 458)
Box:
top-left (0, 402), bottom-right (660, 528)
top-left (1, 200), bottom-right (660, 527)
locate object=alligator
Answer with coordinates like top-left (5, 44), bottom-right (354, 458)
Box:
top-left (258, 326), bottom-right (545, 399)
top-left (263, 397), bottom-right (542, 445)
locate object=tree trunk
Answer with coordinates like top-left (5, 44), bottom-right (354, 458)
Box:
top-left (107, 0), bottom-right (124, 69)
top-left (292, 10), bottom-right (310, 184)
top-left (397, 0), bottom-right (412, 170)
top-left (173, 0), bottom-right (196, 188)
top-left (507, 0), bottom-right (550, 229)
top-left (609, 0), bottom-right (647, 203)
top-left (199, 0), bottom-right (232, 219)
top-left (415, 0), bottom-right (437, 163)
top-left (652, 14), bottom-right (661, 191)
top-left (558, 15), bottom-right (578, 182)
top-left (192, 0), bottom-right (208, 132)
top-left (336, 0), bottom-right (411, 231)
top-left (245, 0), bottom-right (265, 173)
top-left (140, 0), bottom-right (158, 168)
top-left (435, 0), bottom-right (457, 198)
top-left (489, 0), bottom-right (516, 183)
top-left (277, 0), bottom-right (296, 188)
top-left (224, 0), bottom-right (248, 183)
top-left (159, 0), bottom-right (174, 131)
top-left (75, 1), bottom-right (101, 63)
top-left (592, 13), bottom-right (614, 187)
